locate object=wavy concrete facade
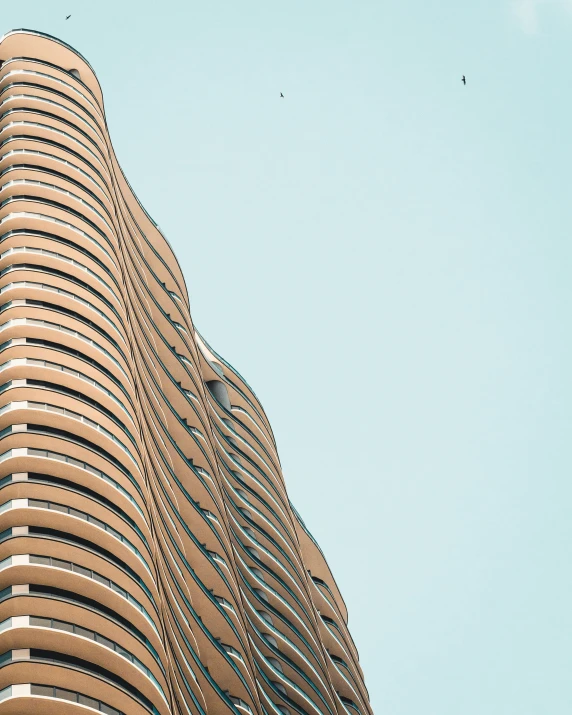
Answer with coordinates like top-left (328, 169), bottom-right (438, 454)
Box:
top-left (0, 29), bottom-right (372, 715)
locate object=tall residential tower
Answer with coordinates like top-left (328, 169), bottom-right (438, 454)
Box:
top-left (0, 29), bottom-right (371, 715)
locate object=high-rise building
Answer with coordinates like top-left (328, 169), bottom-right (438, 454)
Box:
top-left (0, 29), bottom-right (372, 715)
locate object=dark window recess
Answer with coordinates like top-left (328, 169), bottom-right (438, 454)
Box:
top-left (31, 683), bottom-right (124, 714)
top-left (268, 656), bottom-right (283, 673)
top-left (311, 575), bottom-right (327, 587)
top-left (206, 380), bottom-right (231, 411)
top-left (273, 681), bottom-right (287, 695)
top-left (226, 434), bottom-right (239, 449)
top-left (0, 228), bottom-right (114, 278)
top-left (28, 473), bottom-right (137, 530)
top-left (26, 337), bottom-right (124, 390)
top-left (29, 584), bottom-right (147, 642)
top-left (262, 633), bottom-right (278, 648)
top-left (1, 134), bottom-right (104, 182)
top-left (29, 616), bottom-right (153, 676)
top-left (27, 500), bottom-right (143, 551)
top-left (340, 696), bottom-right (359, 709)
top-left (2, 193), bottom-right (106, 245)
top-left (3, 165), bottom-right (110, 214)
top-left (228, 452), bottom-right (242, 465)
top-left (23, 298), bottom-right (121, 352)
top-left (229, 696), bottom-right (252, 710)
top-left (26, 584), bottom-right (163, 670)
top-left (28, 526), bottom-right (142, 585)
top-left (26, 379), bottom-right (132, 437)
top-left (29, 649), bottom-right (153, 710)
top-left (26, 424), bottom-right (130, 475)
top-left (1, 263), bottom-right (115, 312)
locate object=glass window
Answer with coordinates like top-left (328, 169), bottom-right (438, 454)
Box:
top-left (31, 684), bottom-right (54, 697)
top-left (93, 573), bottom-right (110, 587)
top-left (111, 583), bottom-right (126, 597)
top-left (72, 564), bottom-right (91, 577)
top-left (95, 633), bottom-right (114, 649)
top-left (53, 620), bottom-right (74, 633)
top-left (75, 626), bottom-right (94, 640)
top-left (78, 694), bottom-right (100, 708)
top-left (55, 687), bottom-right (77, 702)
top-left (101, 704), bottom-right (121, 715)
top-left (29, 499), bottom-right (49, 509)
top-left (268, 657), bottom-right (283, 673)
top-left (30, 616), bottom-right (52, 628)
top-left (30, 555), bottom-right (51, 565)
top-left (115, 645), bottom-right (131, 659)
top-left (263, 633), bottom-right (278, 648)
top-left (52, 559), bottom-right (71, 570)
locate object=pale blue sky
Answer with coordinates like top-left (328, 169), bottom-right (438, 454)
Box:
top-left (3, 1), bottom-right (571, 712)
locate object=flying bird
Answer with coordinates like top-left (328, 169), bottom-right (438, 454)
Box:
top-left (462, 75), bottom-right (466, 85)
top-left (280, 92), bottom-right (284, 98)
top-left (66, 14), bottom-right (71, 20)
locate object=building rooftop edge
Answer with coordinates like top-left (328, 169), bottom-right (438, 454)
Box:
top-left (0, 27), bottom-right (191, 301)
top-left (0, 28), bottom-right (97, 76)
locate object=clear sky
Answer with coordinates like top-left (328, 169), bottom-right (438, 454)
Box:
top-left (3, 1), bottom-right (571, 712)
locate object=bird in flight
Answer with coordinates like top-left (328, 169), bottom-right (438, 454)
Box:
top-left (280, 92), bottom-right (284, 98)
top-left (462, 75), bottom-right (466, 85)
top-left (66, 14), bottom-right (71, 20)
